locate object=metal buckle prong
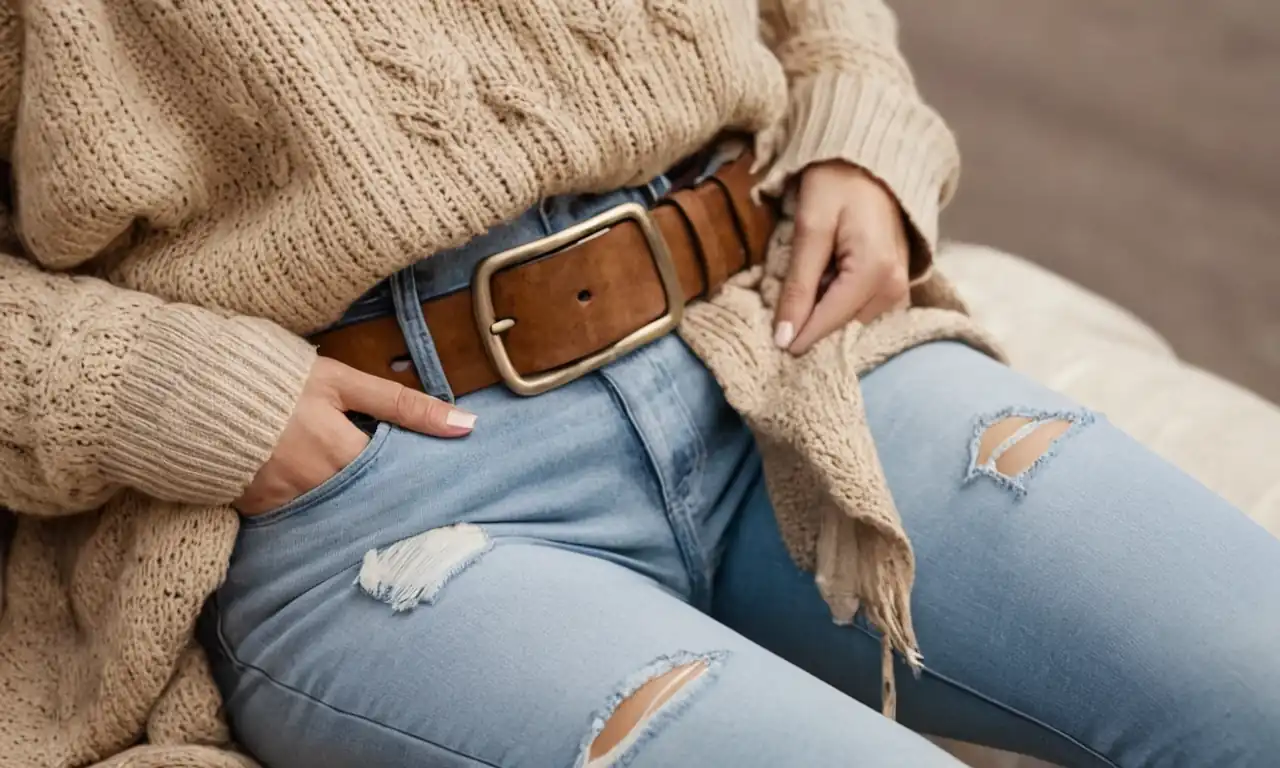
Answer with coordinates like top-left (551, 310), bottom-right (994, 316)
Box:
top-left (472, 202), bottom-right (685, 397)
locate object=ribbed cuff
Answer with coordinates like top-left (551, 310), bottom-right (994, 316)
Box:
top-left (755, 72), bottom-right (960, 278)
top-left (104, 305), bottom-right (316, 504)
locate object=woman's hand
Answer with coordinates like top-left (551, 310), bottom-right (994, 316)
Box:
top-left (234, 358), bottom-right (476, 516)
top-left (773, 161), bottom-right (912, 355)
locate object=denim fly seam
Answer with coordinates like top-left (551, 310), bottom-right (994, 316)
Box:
top-left (964, 406), bottom-right (1097, 496)
top-left (573, 650), bottom-right (729, 768)
top-left (646, 347), bottom-right (709, 548)
top-left (598, 351), bottom-right (712, 608)
top-left (390, 267), bottom-right (455, 403)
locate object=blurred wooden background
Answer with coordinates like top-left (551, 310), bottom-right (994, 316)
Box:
top-left (894, 0), bottom-right (1280, 401)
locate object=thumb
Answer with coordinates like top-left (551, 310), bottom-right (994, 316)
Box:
top-left (331, 366), bottom-right (476, 437)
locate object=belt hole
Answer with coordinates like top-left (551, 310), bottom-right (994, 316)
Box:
top-left (390, 356), bottom-right (413, 373)
top-left (577, 289), bottom-right (593, 304)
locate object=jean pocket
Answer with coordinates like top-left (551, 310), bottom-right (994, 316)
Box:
top-left (239, 422), bottom-right (394, 529)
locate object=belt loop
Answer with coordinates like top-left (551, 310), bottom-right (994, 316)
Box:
top-left (644, 174), bottom-right (672, 204)
top-left (389, 268), bottom-right (455, 404)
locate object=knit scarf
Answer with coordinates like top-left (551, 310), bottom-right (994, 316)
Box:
top-left (679, 213), bottom-right (1003, 717)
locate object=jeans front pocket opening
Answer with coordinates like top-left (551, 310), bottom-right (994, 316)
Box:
top-left (240, 422), bottom-right (395, 529)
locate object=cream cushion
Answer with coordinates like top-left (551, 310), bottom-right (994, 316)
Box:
top-left (933, 243), bottom-right (1280, 768)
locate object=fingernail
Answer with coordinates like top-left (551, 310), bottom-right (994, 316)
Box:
top-left (446, 409), bottom-right (477, 430)
top-left (774, 321), bottom-right (795, 349)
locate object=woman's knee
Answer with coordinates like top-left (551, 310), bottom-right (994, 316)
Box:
top-left (1101, 623), bottom-right (1280, 766)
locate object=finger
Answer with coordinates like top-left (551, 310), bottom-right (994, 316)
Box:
top-left (853, 290), bottom-right (907, 326)
top-left (334, 369), bottom-right (475, 437)
top-left (789, 266), bottom-right (879, 354)
top-left (849, 285), bottom-right (911, 326)
top-left (775, 199), bottom-right (840, 349)
top-left (860, 261), bottom-right (911, 323)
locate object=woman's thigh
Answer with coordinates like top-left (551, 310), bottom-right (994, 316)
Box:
top-left (205, 539), bottom-right (961, 768)
top-left (200, 357), bottom-right (961, 768)
top-left (711, 341), bottom-right (1280, 768)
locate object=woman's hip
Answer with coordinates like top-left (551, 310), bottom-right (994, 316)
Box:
top-left (215, 333), bottom-right (753, 632)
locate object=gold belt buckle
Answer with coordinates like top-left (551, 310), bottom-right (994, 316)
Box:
top-left (472, 202), bottom-right (685, 397)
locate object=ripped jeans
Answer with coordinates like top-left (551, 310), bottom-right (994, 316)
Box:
top-left (202, 335), bottom-right (1280, 768)
top-left (201, 178), bottom-right (1280, 767)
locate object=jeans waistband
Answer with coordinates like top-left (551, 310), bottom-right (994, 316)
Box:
top-left (331, 151), bottom-right (720, 403)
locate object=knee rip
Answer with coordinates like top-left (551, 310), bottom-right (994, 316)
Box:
top-left (965, 408), bottom-right (1094, 495)
top-left (579, 652), bottom-right (726, 768)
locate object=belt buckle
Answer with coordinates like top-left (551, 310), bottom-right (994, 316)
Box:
top-left (472, 202), bottom-right (685, 396)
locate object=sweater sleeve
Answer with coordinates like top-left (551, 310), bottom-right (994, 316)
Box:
top-left (0, 10), bottom-right (315, 517)
top-left (0, 251), bottom-right (316, 516)
top-left (757, 0), bottom-right (959, 276)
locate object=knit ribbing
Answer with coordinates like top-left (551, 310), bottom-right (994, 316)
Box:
top-left (103, 306), bottom-right (315, 505)
top-left (755, 72), bottom-right (960, 257)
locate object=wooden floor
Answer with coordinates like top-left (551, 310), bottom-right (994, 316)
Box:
top-left (894, 0), bottom-right (1280, 401)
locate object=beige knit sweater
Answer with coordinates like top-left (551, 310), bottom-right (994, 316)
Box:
top-left (0, 2), bottom-right (996, 765)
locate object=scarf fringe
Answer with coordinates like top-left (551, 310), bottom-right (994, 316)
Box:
top-left (881, 635), bottom-right (897, 719)
top-left (858, 534), bottom-right (922, 670)
top-left (862, 527), bottom-right (922, 719)
top-left (817, 514), bottom-right (920, 720)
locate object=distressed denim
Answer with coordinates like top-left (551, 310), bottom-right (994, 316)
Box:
top-left (202, 185), bottom-right (1280, 767)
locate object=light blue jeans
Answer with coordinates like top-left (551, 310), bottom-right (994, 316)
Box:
top-left (202, 182), bottom-right (1280, 768)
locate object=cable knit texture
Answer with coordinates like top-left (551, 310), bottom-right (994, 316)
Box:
top-left (0, 1), bottom-right (978, 764)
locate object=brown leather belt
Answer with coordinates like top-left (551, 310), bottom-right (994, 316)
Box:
top-left (312, 152), bottom-right (778, 397)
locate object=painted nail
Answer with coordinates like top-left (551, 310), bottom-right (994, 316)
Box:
top-left (773, 321), bottom-right (795, 349)
top-left (445, 409), bottom-right (477, 430)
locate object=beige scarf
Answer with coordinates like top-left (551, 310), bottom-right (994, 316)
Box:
top-left (680, 210), bottom-right (1003, 716)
